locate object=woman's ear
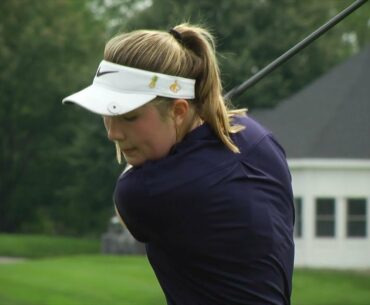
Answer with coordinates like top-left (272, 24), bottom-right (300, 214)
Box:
top-left (171, 99), bottom-right (190, 127)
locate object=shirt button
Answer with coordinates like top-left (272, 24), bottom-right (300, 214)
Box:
top-left (107, 102), bottom-right (121, 114)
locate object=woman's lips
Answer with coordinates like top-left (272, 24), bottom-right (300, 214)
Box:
top-left (122, 147), bottom-right (136, 154)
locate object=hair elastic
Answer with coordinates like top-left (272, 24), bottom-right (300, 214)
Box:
top-left (169, 28), bottom-right (183, 44)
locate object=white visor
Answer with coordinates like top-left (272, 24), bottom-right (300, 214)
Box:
top-left (62, 60), bottom-right (196, 116)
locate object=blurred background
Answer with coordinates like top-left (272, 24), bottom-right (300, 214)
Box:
top-left (0, 0), bottom-right (369, 304)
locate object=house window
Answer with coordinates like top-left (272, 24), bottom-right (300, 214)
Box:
top-left (294, 197), bottom-right (303, 238)
top-left (346, 198), bottom-right (367, 238)
top-left (315, 198), bottom-right (335, 237)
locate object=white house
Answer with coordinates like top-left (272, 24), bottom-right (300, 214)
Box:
top-left (252, 45), bottom-right (370, 269)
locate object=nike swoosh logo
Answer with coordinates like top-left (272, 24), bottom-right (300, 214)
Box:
top-left (96, 66), bottom-right (119, 77)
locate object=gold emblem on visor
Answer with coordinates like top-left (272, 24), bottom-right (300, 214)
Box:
top-left (169, 80), bottom-right (181, 93)
top-left (149, 75), bottom-right (158, 88)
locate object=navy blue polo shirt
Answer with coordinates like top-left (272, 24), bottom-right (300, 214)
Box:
top-left (114, 115), bottom-right (295, 305)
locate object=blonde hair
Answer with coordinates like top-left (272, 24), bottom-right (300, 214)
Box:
top-left (104, 23), bottom-right (246, 153)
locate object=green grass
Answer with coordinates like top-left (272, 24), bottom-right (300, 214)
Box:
top-left (1, 234), bottom-right (370, 305)
top-left (0, 234), bottom-right (100, 258)
top-left (1, 256), bottom-right (370, 305)
top-left (0, 255), bottom-right (165, 305)
top-left (293, 268), bottom-right (370, 305)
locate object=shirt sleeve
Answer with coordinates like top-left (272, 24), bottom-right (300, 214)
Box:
top-left (114, 169), bottom-right (153, 243)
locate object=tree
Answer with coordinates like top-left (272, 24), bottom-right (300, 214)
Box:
top-left (0, 0), bottom-right (120, 235)
top-left (106, 0), bottom-right (370, 108)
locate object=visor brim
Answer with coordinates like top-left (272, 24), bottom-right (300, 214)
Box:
top-left (62, 84), bottom-right (157, 116)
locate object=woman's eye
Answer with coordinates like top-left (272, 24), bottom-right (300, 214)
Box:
top-left (122, 115), bottom-right (137, 122)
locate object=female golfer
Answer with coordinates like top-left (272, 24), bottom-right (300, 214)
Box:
top-left (63, 23), bottom-right (294, 305)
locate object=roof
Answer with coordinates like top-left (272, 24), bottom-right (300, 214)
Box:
top-left (251, 45), bottom-right (370, 159)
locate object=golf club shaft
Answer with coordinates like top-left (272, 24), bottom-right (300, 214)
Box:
top-left (224, 0), bottom-right (368, 100)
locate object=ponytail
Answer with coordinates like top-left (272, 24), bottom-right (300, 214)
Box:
top-left (173, 24), bottom-right (246, 153)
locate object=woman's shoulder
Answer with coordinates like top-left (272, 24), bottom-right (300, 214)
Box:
top-left (115, 166), bottom-right (144, 202)
top-left (230, 114), bottom-right (273, 153)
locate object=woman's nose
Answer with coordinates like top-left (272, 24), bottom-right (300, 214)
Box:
top-left (104, 117), bottom-right (125, 141)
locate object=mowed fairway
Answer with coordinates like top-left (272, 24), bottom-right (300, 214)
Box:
top-left (1, 233), bottom-right (370, 305)
top-left (292, 268), bottom-right (370, 305)
top-left (1, 256), bottom-right (370, 305)
top-left (0, 255), bottom-right (165, 305)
